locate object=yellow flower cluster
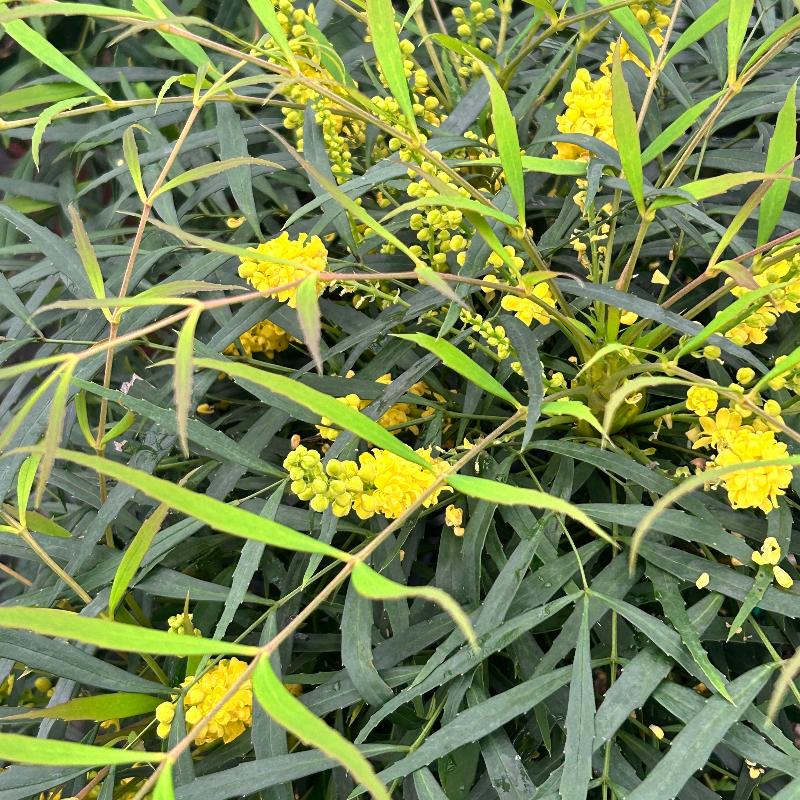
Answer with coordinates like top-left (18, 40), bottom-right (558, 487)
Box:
top-left (224, 320), bottom-right (292, 360)
top-left (272, 1), bottom-right (366, 179)
top-left (554, 69), bottom-right (615, 162)
top-left (238, 232), bottom-right (327, 308)
top-left (687, 388), bottom-right (792, 514)
top-left (166, 612), bottom-right (201, 637)
top-left (751, 536), bottom-right (794, 588)
top-left (501, 273), bottom-right (557, 327)
top-left (284, 445), bottom-right (449, 519)
top-left (155, 658), bottom-right (252, 746)
top-left (316, 373), bottom-right (433, 440)
top-left (726, 245), bottom-right (800, 346)
top-left (452, 2), bottom-right (497, 76)
top-left (686, 386), bottom-right (718, 417)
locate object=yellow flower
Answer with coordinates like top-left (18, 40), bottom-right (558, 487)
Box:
top-left (355, 448), bottom-right (449, 520)
top-left (156, 658), bottom-right (252, 746)
top-left (712, 428), bottom-right (792, 513)
top-left (554, 69), bottom-right (615, 161)
top-left (752, 536), bottom-right (781, 566)
top-left (501, 278), bottom-right (557, 326)
top-left (736, 368), bottom-right (755, 386)
top-left (686, 386), bottom-right (718, 416)
top-left (445, 504), bottom-right (465, 537)
top-left (238, 232), bottom-right (327, 308)
top-left (750, 537), bottom-right (794, 587)
top-left (225, 320), bottom-right (292, 360)
top-left (167, 612), bottom-right (201, 637)
top-left (691, 408), bottom-right (743, 450)
top-left (774, 565), bottom-right (794, 589)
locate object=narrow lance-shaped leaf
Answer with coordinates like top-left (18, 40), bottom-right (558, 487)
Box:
top-left (152, 158), bottom-right (282, 199)
top-left (366, 0), bottom-right (416, 134)
top-left (2, 20), bottom-right (109, 99)
top-left (447, 474), bottom-right (614, 546)
top-left (627, 664), bottom-right (776, 800)
top-left (193, 357), bottom-right (430, 468)
top-left (758, 82), bottom-right (797, 246)
top-left (33, 96), bottom-right (94, 170)
top-left (394, 333), bottom-right (518, 407)
top-left (123, 125), bottom-right (148, 204)
top-left (559, 596), bottom-right (594, 800)
top-left (476, 61), bottom-right (526, 227)
top-left (20, 446), bottom-right (349, 560)
top-left (296, 275), bottom-right (323, 373)
top-left (611, 43), bottom-right (644, 214)
top-left (649, 567), bottom-right (734, 702)
top-left (350, 562), bottom-right (477, 650)
top-left (4, 692), bottom-right (161, 722)
top-left (16, 453), bottom-right (40, 531)
top-left (0, 606), bottom-right (259, 657)
top-left (246, 0), bottom-right (298, 70)
top-left (154, 761), bottom-right (175, 800)
top-left (252, 657), bottom-right (391, 800)
top-left (175, 306), bottom-right (201, 456)
top-left (131, 0), bottom-right (212, 72)
top-left (68, 205), bottom-right (108, 317)
top-left (0, 733), bottom-right (167, 767)
top-left (726, 0), bottom-right (754, 84)
top-left (35, 360), bottom-right (76, 508)
top-left (664, 0), bottom-right (730, 65)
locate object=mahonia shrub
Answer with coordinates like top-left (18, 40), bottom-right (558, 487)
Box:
top-left (2, 0), bottom-right (800, 798)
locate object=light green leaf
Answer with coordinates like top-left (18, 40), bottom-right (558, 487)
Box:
top-left (383, 195), bottom-right (519, 229)
top-left (2, 20), bottom-right (109, 99)
top-left (540, 400), bottom-right (605, 438)
top-left (476, 62), bottom-right (526, 227)
top-left (0, 606), bottom-right (259, 657)
top-left (744, 13), bottom-right (800, 72)
top-left (174, 306), bottom-right (200, 456)
top-left (123, 125), bottom-right (148, 204)
top-left (664, 0), bottom-right (729, 65)
top-left (131, 0), bottom-right (211, 71)
top-left (296, 275), bottom-right (323, 373)
top-left (727, 0), bottom-right (754, 83)
top-left (350, 562), bottom-right (476, 650)
top-left (758, 82), bottom-right (797, 246)
top-left (0, 733), bottom-right (167, 766)
top-left (447, 475), bottom-right (613, 545)
top-left (154, 761), bottom-right (175, 800)
top-left (611, 44), bottom-right (644, 213)
top-left (16, 453), bottom-right (40, 531)
top-left (641, 92), bottom-right (723, 164)
top-left (152, 157), bottom-right (281, 199)
top-left (109, 501), bottom-right (172, 616)
top-left (193, 357), bottom-right (429, 468)
top-left (35, 361), bottom-right (75, 507)
top-left (4, 693), bottom-right (160, 722)
top-left (32, 96), bottom-right (94, 170)
top-left (366, 0), bottom-right (416, 134)
top-left (246, 0), bottom-right (298, 70)
top-left (21, 446), bottom-right (348, 560)
top-left (395, 332), bottom-right (518, 406)
top-left (252, 657), bottom-right (391, 800)
top-left (68, 205), bottom-right (108, 313)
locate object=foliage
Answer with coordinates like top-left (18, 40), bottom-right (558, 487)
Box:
top-left (1, 0), bottom-right (800, 798)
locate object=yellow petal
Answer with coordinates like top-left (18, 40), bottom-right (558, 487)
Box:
top-left (651, 269), bottom-right (670, 286)
top-left (773, 565), bottom-right (794, 589)
top-left (695, 572), bottom-right (710, 589)
top-left (649, 724), bottom-right (665, 740)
